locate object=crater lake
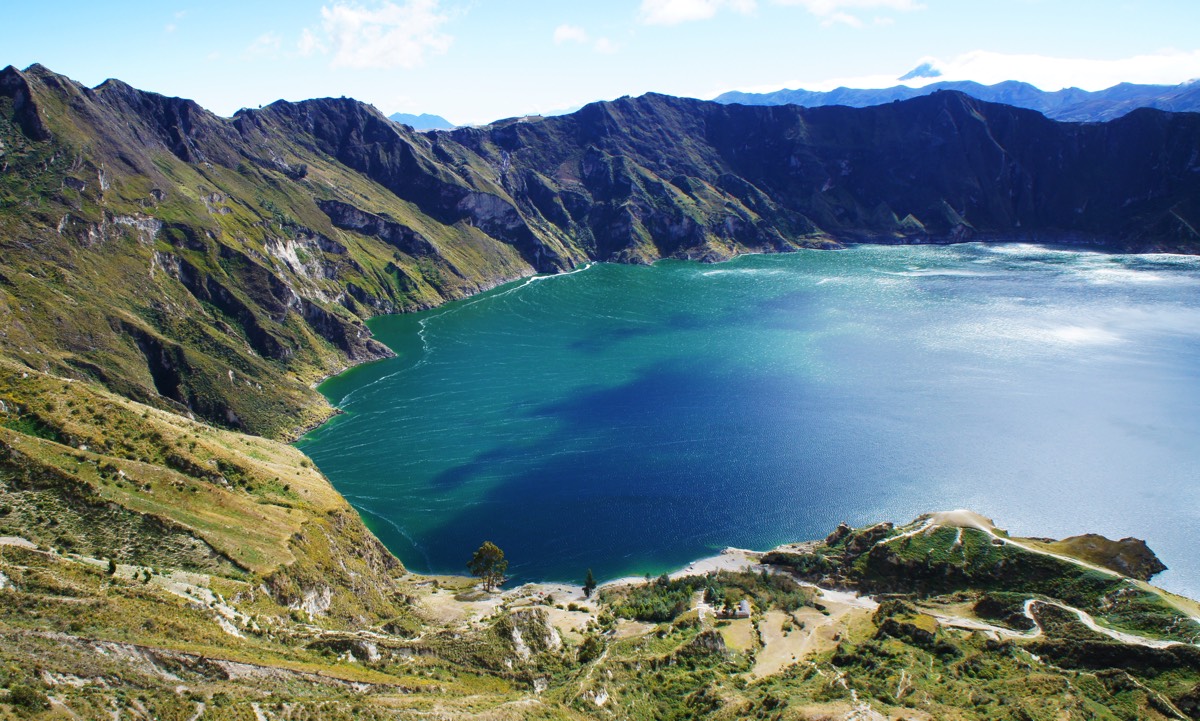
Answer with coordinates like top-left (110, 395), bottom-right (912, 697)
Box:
top-left (297, 244), bottom-right (1200, 597)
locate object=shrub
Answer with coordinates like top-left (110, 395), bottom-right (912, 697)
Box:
top-left (9, 684), bottom-right (50, 712)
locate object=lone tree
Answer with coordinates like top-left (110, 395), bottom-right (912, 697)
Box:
top-left (583, 568), bottom-right (597, 598)
top-left (468, 541), bottom-right (508, 592)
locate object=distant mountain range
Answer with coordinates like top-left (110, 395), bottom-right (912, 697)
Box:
top-left (716, 79), bottom-right (1200, 122)
top-left (387, 111), bottom-right (455, 130)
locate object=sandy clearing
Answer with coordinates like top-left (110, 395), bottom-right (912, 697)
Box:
top-left (801, 583), bottom-right (879, 611)
top-left (751, 611), bottom-right (797, 678)
top-left (747, 584), bottom-right (880, 677)
top-left (719, 618), bottom-right (757, 652)
top-left (613, 619), bottom-right (655, 639)
top-left (539, 606), bottom-right (594, 642)
top-left (0, 536), bottom-right (38, 549)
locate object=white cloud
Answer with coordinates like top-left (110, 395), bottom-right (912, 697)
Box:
top-left (774, 0), bottom-right (922, 13)
top-left (592, 37), bottom-right (619, 54)
top-left (318, 0), bottom-right (452, 70)
top-left (245, 32), bottom-right (284, 59)
top-left (773, 0), bottom-right (923, 26)
top-left (165, 10), bottom-right (187, 34)
top-left (553, 24), bottom-right (589, 45)
top-left (823, 12), bottom-right (862, 27)
top-left (298, 27), bottom-right (327, 56)
top-left (639, 0), bottom-right (757, 26)
top-left (553, 24), bottom-right (618, 54)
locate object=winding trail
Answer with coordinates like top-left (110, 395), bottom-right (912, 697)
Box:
top-left (929, 598), bottom-right (1190, 649)
top-left (879, 510), bottom-right (1122, 579)
top-left (877, 512), bottom-right (1199, 649)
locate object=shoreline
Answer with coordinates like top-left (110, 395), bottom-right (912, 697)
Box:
top-left (291, 241), bottom-right (1200, 594)
top-left (499, 546), bottom-right (772, 606)
top-left (293, 238), bottom-right (1191, 444)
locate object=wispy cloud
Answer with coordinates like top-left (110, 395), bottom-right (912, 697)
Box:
top-left (592, 37), bottom-right (619, 54)
top-left (165, 9), bottom-right (187, 34)
top-left (298, 27), bottom-right (327, 56)
top-left (824, 12), bottom-right (861, 26)
top-left (312, 0), bottom-right (453, 70)
top-left (639, 0), bottom-right (920, 25)
top-left (244, 31), bottom-right (284, 60)
top-left (553, 24), bottom-right (589, 45)
top-left (553, 24), bottom-right (619, 54)
top-left (773, 0), bottom-right (923, 26)
top-left (639, 0), bottom-right (756, 26)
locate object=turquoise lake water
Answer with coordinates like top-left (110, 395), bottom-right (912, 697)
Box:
top-left (297, 244), bottom-right (1200, 598)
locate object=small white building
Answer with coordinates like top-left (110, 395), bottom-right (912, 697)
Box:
top-left (735, 599), bottom-right (752, 618)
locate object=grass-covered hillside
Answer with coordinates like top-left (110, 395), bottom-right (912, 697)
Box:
top-left (3, 454), bottom-right (1200, 721)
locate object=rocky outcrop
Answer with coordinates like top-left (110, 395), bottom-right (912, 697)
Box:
top-left (1046, 534), bottom-right (1168, 581)
top-left (0, 65), bottom-right (51, 141)
top-left (318, 199), bottom-right (437, 257)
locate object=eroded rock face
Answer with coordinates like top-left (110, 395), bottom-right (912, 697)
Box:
top-left (317, 199), bottom-right (437, 258)
top-left (1051, 534), bottom-right (1168, 581)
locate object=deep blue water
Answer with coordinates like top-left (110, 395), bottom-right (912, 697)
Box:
top-left (298, 244), bottom-right (1200, 598)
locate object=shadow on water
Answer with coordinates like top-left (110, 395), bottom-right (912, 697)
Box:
top-left (415, 359), bottom-right (884, 584)
top-left (567, 311), bottom-right (712, 353)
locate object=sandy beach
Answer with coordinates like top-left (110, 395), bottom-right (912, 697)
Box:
top-left (596, 546), bottom-right (765, 591)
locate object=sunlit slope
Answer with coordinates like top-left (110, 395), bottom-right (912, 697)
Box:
top-left (0, 359), bottom-right (405, 625)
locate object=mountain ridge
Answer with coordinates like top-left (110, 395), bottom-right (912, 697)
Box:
top-left (388, 111), bottom-right (455, 131)
top-left (4, 63), bottom-right (1200, 441)
top-left (716, 78), bottom-right (1200, 122)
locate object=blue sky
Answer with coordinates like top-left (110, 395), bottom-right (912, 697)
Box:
top-left (5, 1), bottom-right (1200, 124)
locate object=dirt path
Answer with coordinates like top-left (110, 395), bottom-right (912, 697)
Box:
top-left (929, 597), bottom-right (1192, 649)
top-left (879, 510), bottom-right (1122, 579)
top-left (750, 585), bottom-right (878, 678)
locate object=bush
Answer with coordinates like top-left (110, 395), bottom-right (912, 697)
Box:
top-left (577, 635), bottom-right (605, 664)
top-left (9, 684), bottom-right (50, 712)
top-left (604, 577), bottom-right (697, 622)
